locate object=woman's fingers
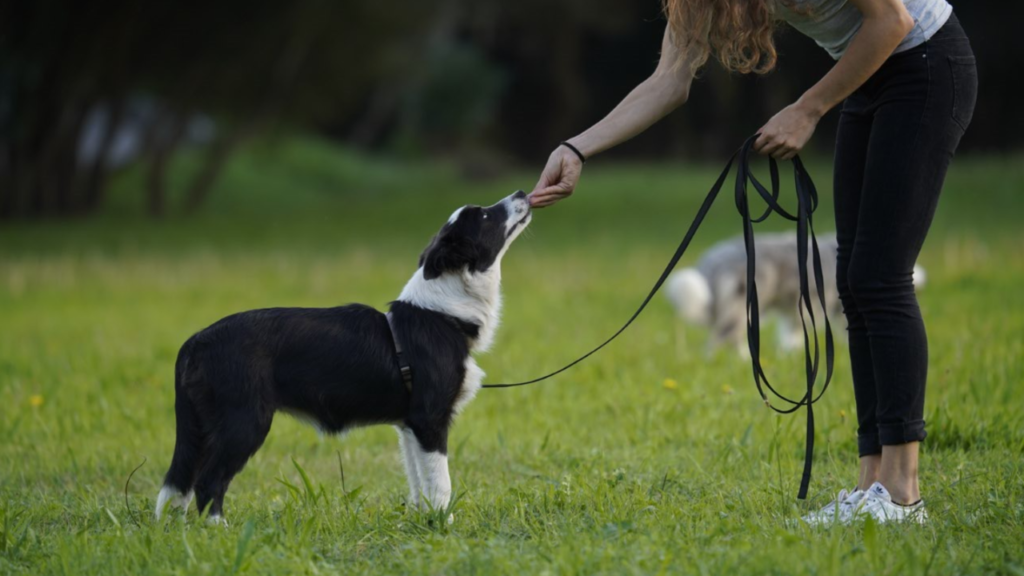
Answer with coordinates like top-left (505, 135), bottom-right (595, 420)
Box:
top-left (529, 185), bottom-right (572, 208)
top-left (533, 150), bottom-right (566, 191)
top-left (527, 192), bottom-right (550, 207)
top-left (757, 132), bottom-right (803, 159)
top-left (533, 167), bottom-right (558, 192)
top-left (758, 137), bottom-right (785, 157)
top-left (753, 132), bottom-right (772, 153)
top-left (529, 194), bottom-right (561, 208)
top-left (527, 189), bottom-right (555, 208)
top-left (755, 125), bottom-right (787, 156)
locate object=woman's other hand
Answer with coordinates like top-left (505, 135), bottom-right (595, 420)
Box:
top-left (754, 102), bottom-right (822, 160)
top-left (529, 145), bottom-right (584, 208)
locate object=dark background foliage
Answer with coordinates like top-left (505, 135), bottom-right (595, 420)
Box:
top-left (0, 0), bottom-right (1017, 219)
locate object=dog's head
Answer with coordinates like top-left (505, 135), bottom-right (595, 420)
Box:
top-left (419, 190), bottom-right (531, 280)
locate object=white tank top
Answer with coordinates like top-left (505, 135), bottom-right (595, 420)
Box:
top-left (775, 0), bottom-right (953, 60)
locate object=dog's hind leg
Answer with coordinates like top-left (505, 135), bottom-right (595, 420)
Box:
top-left (397, 427), bottom-right (424, 508)
top-left (193, 408), bottom-right (272, 524)
top-left (155, 485), bottom-right (194, 520)
top-left (710, 312), bottom-right (748, 359)
top-left (157, 395), bottom-right (198, 519)
top-left (157, 342), bottom-right (202, 520)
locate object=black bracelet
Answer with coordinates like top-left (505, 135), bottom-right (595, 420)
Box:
top-left (560, 141), bottom-right (587, 164)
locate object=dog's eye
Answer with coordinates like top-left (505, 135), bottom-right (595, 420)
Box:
top-left (482, 213), bottom-right (488, 219)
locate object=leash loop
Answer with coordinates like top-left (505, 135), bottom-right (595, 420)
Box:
top-left (482, 135), bottom-right (835, 499)
top-left (734, 136), bottom-right (836, 498)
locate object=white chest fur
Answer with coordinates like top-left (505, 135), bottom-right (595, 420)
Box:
top-left (454, 357), bottom-right (485, 414)
top-left (396, 267), bottom-right (502, 353)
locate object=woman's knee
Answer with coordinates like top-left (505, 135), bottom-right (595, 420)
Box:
top-left (844, 257), bottom-right (916, 309)
top-left (835, 261), bottom-right (859, 315)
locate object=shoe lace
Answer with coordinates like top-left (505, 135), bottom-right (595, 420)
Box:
top-left (811, 488), bottom-right (852, 518)
top-left (839, 488), bottom-right (866, 509)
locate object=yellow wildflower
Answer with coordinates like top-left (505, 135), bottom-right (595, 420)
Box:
top-left (722, 384), bottom-right (734, 395)
top-left (29, 395), bottom-right (44, 407)
top-left (663, 378), bottom-right (679, 390)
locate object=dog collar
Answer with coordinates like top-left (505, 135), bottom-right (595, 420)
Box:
top-left (385, 312), bottom-right (413, 392)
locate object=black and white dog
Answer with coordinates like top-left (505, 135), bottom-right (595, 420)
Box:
top-left (155, 191), bottom-right (532, 523)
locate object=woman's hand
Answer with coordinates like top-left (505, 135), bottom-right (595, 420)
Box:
top-left (754, 102), bottom-right (822, 160)
top-left (528, 145), bottom-right (584, 208)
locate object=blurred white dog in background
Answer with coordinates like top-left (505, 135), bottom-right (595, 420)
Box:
top-left (666, 233), bottom-right (926, 356)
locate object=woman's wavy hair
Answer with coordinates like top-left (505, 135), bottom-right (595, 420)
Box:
top-left (664, 0), bottom-right (793, 75)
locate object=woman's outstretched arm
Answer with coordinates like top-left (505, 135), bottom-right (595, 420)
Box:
top-left (530, 29), bottom-right (695, 208)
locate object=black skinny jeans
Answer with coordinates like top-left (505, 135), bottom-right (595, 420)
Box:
top-left (833, 14), bottom-right (977, 457)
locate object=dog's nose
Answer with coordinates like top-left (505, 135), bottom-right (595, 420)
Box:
top-left (512, 190), bottom-right (526, 201)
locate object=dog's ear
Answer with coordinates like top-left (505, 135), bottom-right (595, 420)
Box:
top-left (420, 228), bottom-right (479, 280)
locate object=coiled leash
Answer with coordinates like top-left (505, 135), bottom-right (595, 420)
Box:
top-left (482, 134), bottom-right (835, 500)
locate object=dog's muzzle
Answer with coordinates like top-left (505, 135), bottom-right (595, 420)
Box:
top-left (506, 190), bottom-right (531, 235)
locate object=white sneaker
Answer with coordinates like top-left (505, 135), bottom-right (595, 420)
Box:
top-left (801, 487), bottom-right (867, 526)
top-left (850, 482), bottom-right (928, 524)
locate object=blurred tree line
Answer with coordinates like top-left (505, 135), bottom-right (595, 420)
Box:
top-left (1, 0), bottom-right (1016, 219)
top-left (0, 0), bottom-right (428, 218)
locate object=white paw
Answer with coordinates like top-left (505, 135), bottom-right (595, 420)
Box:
top-left (155, 487), bottom-right (193, 520)
top-left (207, 514), bottom-right (229, 527)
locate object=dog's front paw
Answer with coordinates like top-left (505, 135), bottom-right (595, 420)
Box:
top-left (207, 515), bottom-right (229, 527)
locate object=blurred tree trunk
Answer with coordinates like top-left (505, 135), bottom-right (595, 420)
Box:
top-left (667, 104), bottom-right (693, 158)
top-left (182, 126), bottom-right (244, 215)
top-left (183, 10), bottom-right (318, 214)
top-left (144, 112), bottom-right (187, 218)
top-left (547, 26), bottom-right (587, 146)
top-left (349, 82), bottom-right (404, 148)
top-left (1, 1), bottom-right (95, 219)
top-left (22, 77), bottom-right (67, 216)
top-left (80, 98), bottom-right (126, 214)
top-left (54, 98), bottom-right (92, 214)
top-left (18, 95), bottom-right (94, 217)
top-left (706, 67), bottom-right (738, 160)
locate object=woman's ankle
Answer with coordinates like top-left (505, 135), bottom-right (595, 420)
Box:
top-left (876, 476), bottom-right (921, 504)
top-left (878, 443), bottom-right (922, 504)
top-left (857, 454), bottom-right (882, 490)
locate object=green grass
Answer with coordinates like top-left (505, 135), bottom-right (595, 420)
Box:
top-left (2, 138), bottom-right (1022, 575)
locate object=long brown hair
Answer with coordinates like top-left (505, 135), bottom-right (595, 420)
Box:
top-left (663, 0), bottom-right (781, 75)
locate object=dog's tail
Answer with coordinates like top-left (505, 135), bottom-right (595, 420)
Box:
top-left (666, 268), bottom-right (712, 326)
top-left (912, 264), bottom-right (927, 290)
top-left (156, 337), bottom-right (203, 519)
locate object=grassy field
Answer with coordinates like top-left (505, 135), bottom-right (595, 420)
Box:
top-left (2, 139), bottom-right (1022, 575)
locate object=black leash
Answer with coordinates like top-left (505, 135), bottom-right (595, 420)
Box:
top-left (482, 134), bottom-right (835, 500)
